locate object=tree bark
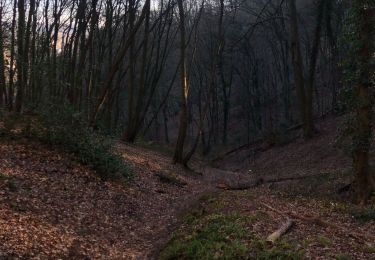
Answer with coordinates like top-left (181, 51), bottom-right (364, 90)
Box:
top-left (173, 0), bottom-right (189, 164)
top-left (305, 0), bottom-right (325, 138)
top-left (289, 0), bottom-right (317, 138)
top-left (15, 0), bottom-right (26, 112)
top-left (0, 7), bottom-right (7, 107)
top-left (353, 2), bottom-right (375, 204)
top-left (90, 0), bottom-right (150, 126)
top-left (8, 0), bottom-right (17, 111)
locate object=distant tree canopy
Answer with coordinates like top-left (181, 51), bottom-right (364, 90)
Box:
top-left (0, 0), bottom-right (373, 200)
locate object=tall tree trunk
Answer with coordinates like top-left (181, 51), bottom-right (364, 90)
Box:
top-left (29, 0), bottom-right (39, 102)
top-left (0, 7), bottom-right (7, 107)
top-left (15, 0), bottom-right (26, 112)
top-left (123, 0), bottom-right (137, 142)
top-left (305, 0), bottom-right (325, 137)
top-left (173, 0), bottom-right (189, 164)
top-left (289, 0), bottom-right (312, 138)
top-left (8, 0), bottom-right (17, 111)
top-left (22, 0), bottom-right (36, 104)
top-left (90, 0), bottom-right (150, 126)
top-left (52, 0), bottom-right (59, 96)
top-left (131, 0), bottom-right (151, 141)
top-left (353, 2), bottom-right (374, 204)
top-left (217, 0), bottom-right (229, 145)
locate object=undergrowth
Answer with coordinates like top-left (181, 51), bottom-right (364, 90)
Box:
top-left (160, 211), bottom-right (304, 260)
top-left (0, 104), bottom-right (131, 182)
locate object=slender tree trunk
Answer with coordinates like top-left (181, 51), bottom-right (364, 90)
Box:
top-left (305, 0), bottom-right (325, 137)
top-left (15, 0), bottom-right (26, 112)
top-left (173, 0), bottom-right (189, 164)
top-left (289, 0), bottom-right (311, 138)
top-left (22, 0), bottom-right (36, 104)
top-left (163, 105), bottom-right (170, 143)
top-left (90, 0), bottom-right (150, 126)
top-left (0, 7), bottom-right (7, 107)
top-left (52, 0), bottom-right (59, 96)
top-left (131, 0), bottom-right (151, 141)
top-left (217, 0), bottom-right (229, 145)
top-left (8, 0), bottom-right (17, 111)
top-left (123, 0), bottom-right (137, 142)
top-left (29, 0), bottom-right (39, 102)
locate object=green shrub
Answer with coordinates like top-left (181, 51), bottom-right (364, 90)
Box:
top-left (351, 208), bottom-right (375, 223)
top-left (21, 103), bottom-right (132, 181)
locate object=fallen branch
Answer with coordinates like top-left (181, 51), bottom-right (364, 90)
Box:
top-left (260, 202), bottom-right (375, 243)
top-left (211, 123), bottom-right (304, 163)
top-left (266, 218), bottom-right (294, 243)
top-left (154, 172), bottom-right (187, 187)
top-left (211, 138), bottom-right (263, 162)
top-left (216, 178), bottom-right (264, 190)
top-left (218, 172), bottom-right (332, 191)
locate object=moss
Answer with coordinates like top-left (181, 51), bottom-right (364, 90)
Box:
top-left (7, 180), bottom-right (18, 192)
top-left (9, 202), bottom-right (26, 212)
top-left (0, 172), bottom-right (7, 180)
top-left (363, 244), bottom-right (375, 254)
top-left (160, 212), bottom-right (304, 260)
top-left (160, 213), bottom-right (250, 260)
top-left (317, 235), bottom-right (333, 247)
top-left (351, 208), bottom-right (375, 223)
top-left (334, 254), bottom-right (352, 260)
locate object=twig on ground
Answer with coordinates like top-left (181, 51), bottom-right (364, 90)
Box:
top-left (266, 218), bottom-right (294, 243)
top-left (260, 202), bottom-right (375, 243)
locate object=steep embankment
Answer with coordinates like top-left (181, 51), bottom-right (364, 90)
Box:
top-left (0, 138), bottom-right (215, 259)
top-left (214, 117), bottom-right (362, 198)
top-left (0, 116), bottom-right (374, 259)
top-left (179, 116), bottom-right (374, 259)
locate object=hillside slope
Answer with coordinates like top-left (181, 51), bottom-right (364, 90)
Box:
top-left (0, 116), bottom-right (374, 259)
top-left (0, 139), bottom-right (214, 259)
top-left (160, 117), bottom-right (375, 259)
top-left (213, 117), bottom-right (369, 198)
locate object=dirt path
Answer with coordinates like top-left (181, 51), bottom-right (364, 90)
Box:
top-left (0, 137), bottom-right (374, 259)
top-left (0, 139), bottom-right (230, 259)
top-left (115, 143), bottom-right (254, 258)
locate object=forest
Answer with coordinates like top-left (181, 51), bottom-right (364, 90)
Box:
top-left (0, 0), bottom-right (374, 259)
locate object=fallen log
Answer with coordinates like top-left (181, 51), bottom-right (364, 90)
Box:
top-left (266, 218), bottom-right (294, 243)
top-left (216, 178), bottom-right (264, 190)
top-left (218, 172), bottom-right (331, 191)
top-left (211, 138), bottom-right (263, 162)
top-left (260, 202), bottom-right (375, 243)
top-left (211, 123), bottom-right (304, 163)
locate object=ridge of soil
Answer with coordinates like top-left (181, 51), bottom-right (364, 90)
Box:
top-left (0, 117), bottom-right (374, 259)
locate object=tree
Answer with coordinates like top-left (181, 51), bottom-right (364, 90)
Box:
top-left (0, 0), bottom-right (347, 162)
top-left (351, 1), bottom-right (375, 204)
top-left (289, 0), bottom-right (325, 138)
top-left (123, 0), bottom-right (151, 142)
top-left (173, 0), bottom-right (189, 164)
top-left (15, 0), bottom-right (26, 112)
top-left (0, 4), bottom-right (6, 107)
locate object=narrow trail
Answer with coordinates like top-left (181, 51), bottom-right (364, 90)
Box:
top-left (115, 143), bottom-right (255, 259)
top-left (0, 136), bottom-right (374, 259)
top-left (0, 139), bottom-right (246, 259)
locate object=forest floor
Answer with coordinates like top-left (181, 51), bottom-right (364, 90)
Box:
top-left (0, 117), bottom-right (374, 259)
